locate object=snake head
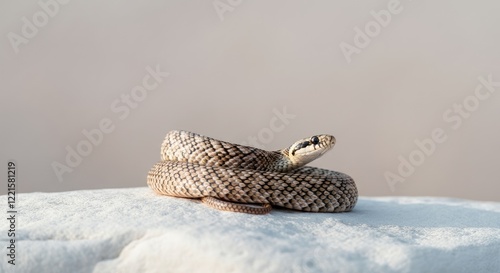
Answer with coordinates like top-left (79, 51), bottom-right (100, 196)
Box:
top-left (288, 134), bottom-right (336, 166)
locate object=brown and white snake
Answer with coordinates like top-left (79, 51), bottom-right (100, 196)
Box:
top-left (147, 130), bottom-right (357, 214)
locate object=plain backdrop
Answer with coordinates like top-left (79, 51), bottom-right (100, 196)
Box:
top-left (1, 0), bottom-right (499, 201)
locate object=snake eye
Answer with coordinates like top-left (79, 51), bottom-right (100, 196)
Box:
top-left (311, 136), bottom-right (319, 145)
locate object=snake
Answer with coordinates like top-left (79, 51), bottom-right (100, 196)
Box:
top-left (147, 130), bottom-right (357, 214)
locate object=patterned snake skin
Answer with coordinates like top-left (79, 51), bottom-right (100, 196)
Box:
top-left (147, 130), bottom-right (357, 214)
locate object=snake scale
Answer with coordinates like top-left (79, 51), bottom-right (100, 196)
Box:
top-left (147, 130), bottom-right (357, 214)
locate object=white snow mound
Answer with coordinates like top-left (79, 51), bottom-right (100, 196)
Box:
top-left (1, 188), bottom-right (499, 273)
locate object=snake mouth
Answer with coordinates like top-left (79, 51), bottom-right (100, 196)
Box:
top-left (320, 147), bottom-right (331, 155)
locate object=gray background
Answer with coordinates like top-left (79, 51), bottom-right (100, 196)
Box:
top-left (1, 0), bottom-right (499, 201)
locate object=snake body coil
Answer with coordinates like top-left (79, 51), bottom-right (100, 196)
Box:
top-left (147, 130), bottom-right (357, 214)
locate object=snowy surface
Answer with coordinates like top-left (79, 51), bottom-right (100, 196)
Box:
top-left (1, 187), bottom-right (499, 273)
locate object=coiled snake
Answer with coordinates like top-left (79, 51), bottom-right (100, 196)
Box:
top-left (147, 130), bottom-right (357, 214)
